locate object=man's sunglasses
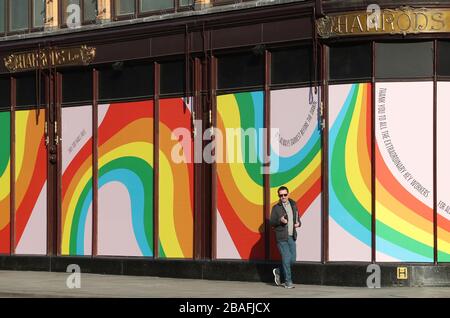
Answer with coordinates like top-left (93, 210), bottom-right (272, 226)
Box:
top-left (278, 193), bottom-right (288, 198)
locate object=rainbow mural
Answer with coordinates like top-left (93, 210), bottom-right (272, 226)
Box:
top-left (159, 98), bottom-right (194, 258)
top-left (437, 82), bottom-right (450, 262)
top-left (328, 83), bottom-right (372, 261)
top-left (15, 110), bottom-right (47, 255)
top-left (216, 92), bottom-right (264, 260)
top-left (97, 101), bottom-right (154, 257)
top-left (0, 111), bottom-right (10, 254)
top-left (375, 82), bottom-right (433, 262)
top-left (270, 88), bottom-right (322, 262)
top-left (61, 106), bottom-right (93, 255)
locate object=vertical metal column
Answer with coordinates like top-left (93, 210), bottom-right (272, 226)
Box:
top-left (263, 50), bottom-right (271, 260)
top-left (92, 68), bottom-right (99, 256)
top-left (55, 72), bottom-right (63, 256)
top-left (194, 57), bottom-right (203, 259)
top-left (321, 44), bottom-right (329, 263)
top-left (371, 41), bottom-right (376, 263)
top-left (433, 39), bottom-right (438, 265)
top-left (10, 76), bottom-right (15, 254)
top-left (210, 54), bottom-right (217, 260)
top-left (47, 68), bottom-right (56, 256)
top-left (154, 62), bottom-right (160, 258)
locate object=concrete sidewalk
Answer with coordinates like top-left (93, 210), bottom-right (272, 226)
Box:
top-left (0, 270), bottom-right (450, 298)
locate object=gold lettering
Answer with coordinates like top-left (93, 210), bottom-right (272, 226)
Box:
top-left (54, 51), bottom-right (63, 65)
top-left (25, 54), bottom-right (32, 69)
top-left (350, 15), bottom-right (364, 33)
top-left (55, 51), bottom-right (61, 65)
top-left (382, 12), bottom-right (395, 32)
top-left (414, 12), bottom-right (428, 31)
top-left (25, 55), bottom-right (31, 69)
top-left (67, 50), bottom-right (73, 63)
top-left (3, 46), bottom-right (93, 72)
top-left (27, 53), bottom-right (37, 69)
top-left (431, 12), bottom-right (445, 30)
top-left (337, 15), bottom-right (348, 33)
top-left (330, 16), bottom-right (338, 34)
top-left (40, 51), bottom-right (48, 68)
top-left (365, 13), bottom-right (378, 31)
top-left (26, 54), bottom-right (32, 68)
top-left (397, 12), bottom-right (412, 32)
top-left (60, 51), bottom-right (66, 64)
top-left (49, 50), bottom-right (55, 66)
top-left (308, 8), bottom-right (450, 39)
top-left (17, 55), bottom-right (25, 70)
top-left (53, 51), bottom-right (58, 65)
top-left (61, 50), bottom-right (67, 64)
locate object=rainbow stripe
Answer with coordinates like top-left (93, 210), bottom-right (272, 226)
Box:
top-left (375, 146), bottom-right (434, 261)
top-left (159, 98), bottom-right (194, 258)
top-left (61, 106), bottom-right (93, 255)
top-left (437, 82), bottom-right (450, 262)
top-left (437, 203), bottom-right (450, 261)
top-left (216, 92), bottom-right (264, 260)
top-left (269, 88), bottom-right (322, 261)
top-left (375, 83), bottom-right (433, 262)
top-left (329, 83), bottom-right (372, 261)
top-left (0, 111), bottom-right (10, 254)
top-left (98, 101), bottom-right (154, 257)
top-left (15, 110), bottom-right (47, 253)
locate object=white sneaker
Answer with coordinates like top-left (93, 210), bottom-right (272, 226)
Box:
top-left (284, 283), bottom-right (295, 289)
top-left (273, 268), bottom-right (281, 286)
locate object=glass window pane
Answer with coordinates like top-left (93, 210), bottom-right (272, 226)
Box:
top-left (0, 0), bottom-right (5, 33)
top-left (437, 41), bottom-right (450, 77)
top-left (115, 0), bottom-right (135, 15)
top-left (62, 68), bottom-right (93, 104)
top-left (62, 0), bottom-right (80, 25)
top-left (375, 42), bottom-right (433, 79)
top-left (15, 73), bottom-right (45, 108)
top-left (0, 76), bottom-right (10, 109)
top-left (141, 0), bottom-right (173, 12)
top-left (271, 46), bottom-right (313, 85)
top-left (9, 0), bottom-right (29, 31)
top-left (160, 60), bottom-right (186, 95)
top-left (33, 0), bottom-right (45, 28)
top-left (84, 0), bottom-right (98, 22)
top-left (218, 52), bottom-right (264, 90)
top-left (179, 0), bottom-right (193, 6)
top-left (329, 43), bottom-right (372, 81)
top-left (99, 61), bottom-right (154, 101)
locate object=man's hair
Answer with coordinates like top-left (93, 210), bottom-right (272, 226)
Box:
top-left (277, 186), bottom-right (289, 194)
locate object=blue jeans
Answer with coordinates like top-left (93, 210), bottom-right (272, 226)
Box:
top-left (276, 236), bottom-right (296, 285)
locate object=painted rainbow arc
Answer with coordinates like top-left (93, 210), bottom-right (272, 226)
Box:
top-left (216, 92), bottom-right (264, 260)
top-left (159, 98), bottom-right (194, 258)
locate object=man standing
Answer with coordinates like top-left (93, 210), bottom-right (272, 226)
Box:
top-left (270, 186), bottom-right (301, 289)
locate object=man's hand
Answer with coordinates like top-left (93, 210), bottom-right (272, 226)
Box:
top-left (280, 215), bottom-right (288, 224)
top-left (294, 222), bottom-right (300, 228)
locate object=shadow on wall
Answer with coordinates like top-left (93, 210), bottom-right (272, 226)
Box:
top-left (248, 223), bottom-right (278, 285)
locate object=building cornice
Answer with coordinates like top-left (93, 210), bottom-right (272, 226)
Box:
top-left (0, 0), bottom-right (310, 44)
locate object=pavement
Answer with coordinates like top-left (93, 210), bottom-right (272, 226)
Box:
top-left (0, 270), bottom-right (450, 298)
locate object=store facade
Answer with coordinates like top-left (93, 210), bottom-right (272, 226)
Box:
top-left (0, 0), bottom-right (450, 286)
